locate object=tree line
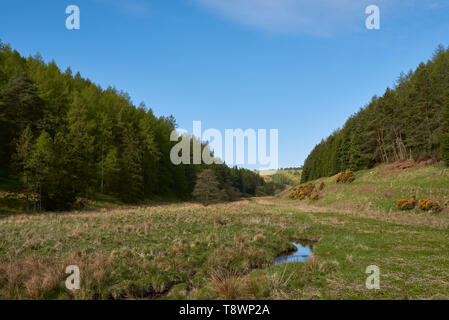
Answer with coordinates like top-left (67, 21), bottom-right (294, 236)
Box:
top-left (0, 41), bottom-right (264, 211)
top-left (302, 45), bottom-right (449, 183)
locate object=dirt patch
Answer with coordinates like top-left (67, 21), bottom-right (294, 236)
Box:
top-left (333, 200), bottom-right (361, 210)
top-left (417, 158), bottom-right (437, 167)
top-left (377, 159), bottom-right (417, 176)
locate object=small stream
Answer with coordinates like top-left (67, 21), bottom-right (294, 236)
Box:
top-left (275, 241), bottom-right (314, 265)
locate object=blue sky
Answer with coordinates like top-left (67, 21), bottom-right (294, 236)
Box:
top-left (1, 0), bottom-right (449, 168)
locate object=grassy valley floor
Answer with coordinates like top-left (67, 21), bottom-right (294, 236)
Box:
top-left (1, 193), bottom-right (449, 299)
top-left (1, 163), bottom-right (449, 299)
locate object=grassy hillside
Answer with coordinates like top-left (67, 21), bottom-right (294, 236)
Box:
top-left (301, 46), bottom-right (449, 183)
top-left (258, 169), bottom-right (303, 194)
top-left (0, 43), bottom-right (264, 211)
top-left (282, 162), bottom-right (449, 214)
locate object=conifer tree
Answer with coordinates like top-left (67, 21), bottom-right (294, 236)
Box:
top-left (0, 73), bottom-right (43, 167)
top-left (301, 46), bottom-right (449, 182)
top-left (15, 125), bottom-right (34, 212)
top-left (119, 128), bottom-right (144, 203)
top-left (67, 92), bottom-right (95, 199)
top-left (103, 147), bottom-right (120, 194)
top-left (29, 131), bottom-right (52, 212)
top-left (441, 99), bottom-right (449, 164)
top-left (192, 169), bottom-right (222, 205)
top-left (0, 43), bottom-right (265, 210)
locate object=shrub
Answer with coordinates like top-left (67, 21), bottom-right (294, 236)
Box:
top-left (417, 200), bottom-right (441, 212)
top-left (318, 182), bottom-right (325, 191)
top-left (73, 197), bottom-right (92, 209)
top-left (289, 183), bottom-right (316, 200)
top-left (397, 199), bottom-right (416, 210)
top-left (309, 193), bottom-right (319, 201)
top-left (336, 170), bottom-right (355, 183)
top-left (226, 186), bottom-right (242, 202)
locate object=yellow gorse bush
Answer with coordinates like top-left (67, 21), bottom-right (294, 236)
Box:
top-left (309, 194), bottom-right (319, 201)
top-left (336, 170), bottom-right (355, 183)
top-left (289, 183), bottom-right (317, 200)
top-left (397, 199), bottom-right (416, 210)
top-left (417, 200), bottom-right (441, 212)
top-left (396, 198), bottom-right (442, 213)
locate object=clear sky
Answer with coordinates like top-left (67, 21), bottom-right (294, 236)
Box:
top-left (1, 0), bottom-right (449, 169)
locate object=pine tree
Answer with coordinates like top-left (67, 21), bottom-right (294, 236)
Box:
top-left (28, 131), bottom-right (52, 212)
top-left (138, 109), bottom-right (161, 198)
top-left (47, 131), bottom-right (77, 210)
top-left (103, 147), bottom-right (120, 194)
top-left (0, 73), bottom-right (43, 168)
top-left (192, 169), bottom-right (222, 205)
top-left (15, 125), bottom-right (34, 212)
top-left (67, 92), bottom-right (95, 199)
top-left (0, 43), bottom-right (267, 207)
top-left (441, 99), bottom-right (449, 164)
top-left (98, 112), bottom-right (113, 194)
top-left (119, 128), bottom-right (144, 203)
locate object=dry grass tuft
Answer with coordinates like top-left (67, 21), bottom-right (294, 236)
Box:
top-left (123, 225), bottom-right (135, 233)
top-left (304, 255), bottom-right (319, 273)
top-left (143, 221), bottom-right (152, 234)
top-left (346, 255), bottom-right (354, 264)
top-left (211, 214), bottom-right (228, 226)
top-left (253, 233), bottom-right (266, 242)
top-left (0, 255), bottom-right (65, 299)
top-left (268, 266), bottom-right (294, 300)
top-left (206, 233), bottom-right (217, 246)
top-left (209, 269), bottom-right (244, 300)
top-left (234, 234), bottom-right (248, 244)
top-left (71, 228), bottom-right (84, 238)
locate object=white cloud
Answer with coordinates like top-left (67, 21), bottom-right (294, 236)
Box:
top-left (192, 0), bottom-right (433, 36)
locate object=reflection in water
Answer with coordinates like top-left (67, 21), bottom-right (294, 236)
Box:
top-left (275, 241), bottom-right (313, 265)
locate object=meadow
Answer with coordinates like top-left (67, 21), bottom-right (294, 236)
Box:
top-left (0, 163), bottom-right (448, 300)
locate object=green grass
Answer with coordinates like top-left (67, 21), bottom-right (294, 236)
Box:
top-left (0, 164), bottom-right (448, 300)
top-left (0, 198), bottom-right (448, 299)
top-left (284, 164), bottom-right (449, 214)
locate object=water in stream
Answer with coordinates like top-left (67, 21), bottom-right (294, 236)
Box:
top-left (275, 241), bottom-right (313, 265)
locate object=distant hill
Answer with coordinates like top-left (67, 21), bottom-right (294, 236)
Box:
top-left (258, 169), bottom-right (302, 193)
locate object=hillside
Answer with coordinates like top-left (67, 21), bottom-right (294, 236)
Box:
top-left (301, 45), bottom-right (449, 183)
top-left (258, 169), bottom-right (302, 184)
top-left (0, 42), bottom-right (264, 213)
top-left (282, 161), bottom-right (449, 214)
top-left (257, 169), bottom-right (302, 195)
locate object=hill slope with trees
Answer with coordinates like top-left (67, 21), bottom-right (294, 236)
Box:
top-left (302, 45), bottom-right (449, 183)
top-left (0, 41), bottom-right (264, 211)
